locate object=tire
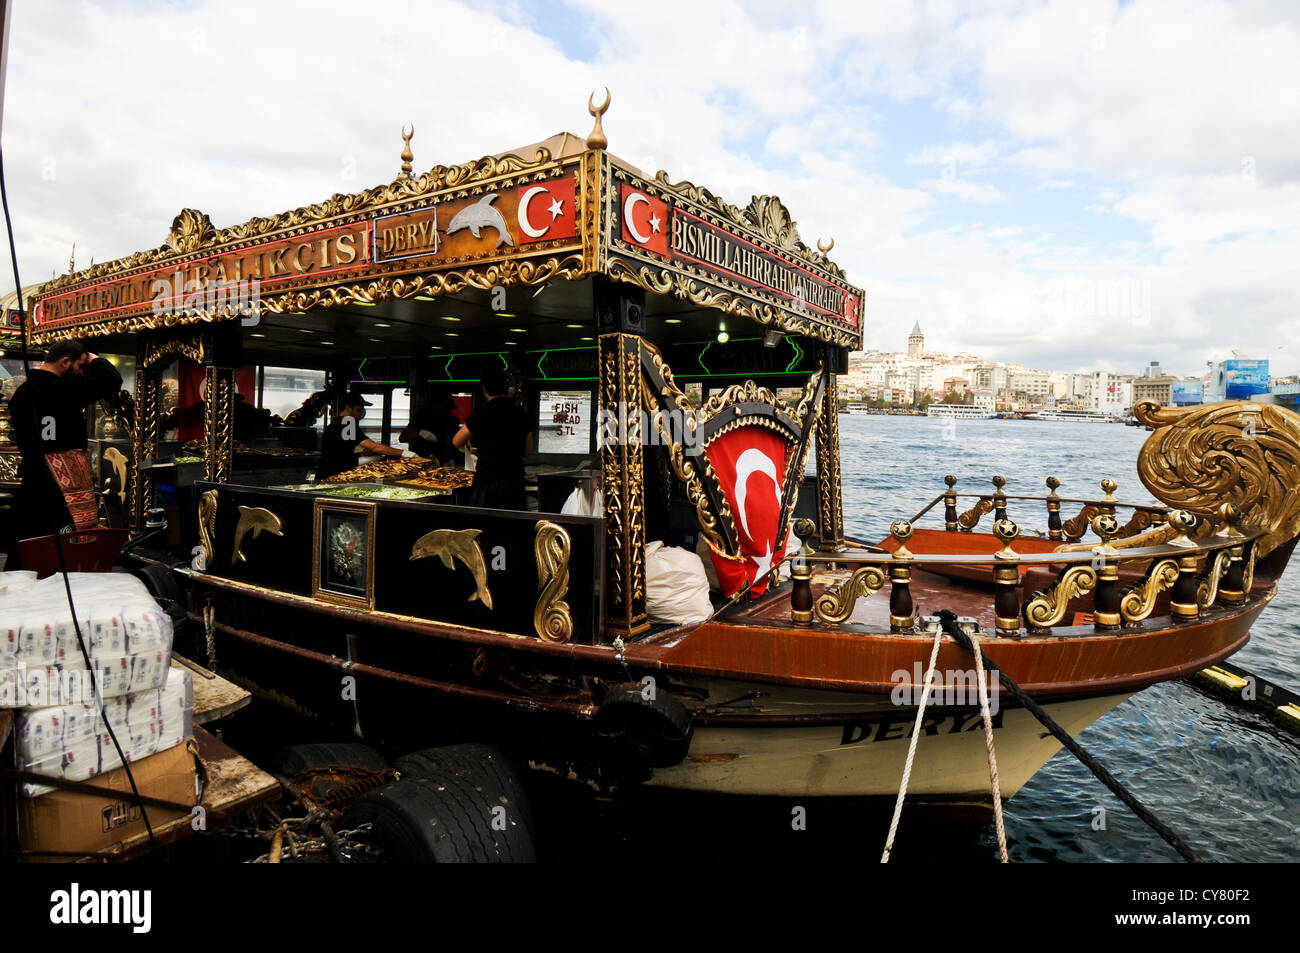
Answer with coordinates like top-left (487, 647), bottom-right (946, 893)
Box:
top-left (394, 743), bottom-right (534, 837)
top-left (275, 742), bottom-right (390, 801)
top-left (342, 776), bottom-right (536, 863)
top-left (595, 684), bottom-right (694, 769)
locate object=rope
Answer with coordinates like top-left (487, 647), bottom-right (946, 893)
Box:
top-left (969, 632), bottom-right (1009, 862)
top-left (934, 609), bottom-right (1202, 863)
top-left (881, 627), bottom-right (943, 863)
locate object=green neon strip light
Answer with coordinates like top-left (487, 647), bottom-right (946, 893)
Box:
top-left (785, 337), bottom-right (804, 372)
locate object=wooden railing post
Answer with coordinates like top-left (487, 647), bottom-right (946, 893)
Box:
top-left (1218, 504), bottom-right (1247, 607)
top-left (1091, 514), bottom-right (1122, 630)
top-left (888, 521), bottom-right (914, 632)
top-left (1166, 511), bottom-right (1201, 622)
top-left (992, 474), bottom-right (1007, 523)
top-left (1045, 476), bottom-right (1062, 541)
top-left (992, 518), bottom-right (1021, 636)
top-left (944, 475), bottom-right (958, 532)
top-left (790, 518), bottom-right (815, 625)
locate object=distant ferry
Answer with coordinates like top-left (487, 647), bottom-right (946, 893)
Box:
top-left (845, 405), bottom-right (872, 416)
top-left (1025, 408), bottom-right (1117, 423)
top-left (926, 403), bottom-right (995, 419)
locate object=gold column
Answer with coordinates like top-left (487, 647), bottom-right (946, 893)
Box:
top-left (203, 366), bottom-right (236, 484)
top-left (130, 368), bottom-right (161, 528)
top-left (599, 332), bottom-right (648, 637)
top-left (815, 368), bottom-right (845, 549)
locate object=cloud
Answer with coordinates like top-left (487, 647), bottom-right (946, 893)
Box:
top-left (920, 178), bottom-right (1008, 204)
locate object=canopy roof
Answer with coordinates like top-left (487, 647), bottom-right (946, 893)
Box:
top-left (26, 104), bottom-right (864, 354)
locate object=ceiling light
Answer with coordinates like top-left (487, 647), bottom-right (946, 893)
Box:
top-left (497, 312), bottom-right (516, 318)
top-left (664, 319), bottom-right (682, 324)
top-left (321, 340), bottom-right (335, 345)
top-left (446, 332), bottom-right (459, 337)
top-left (415, 295), bottom-right (436, 302)
top-left (250, 333), bottom-right (265, 338)
top-left (370, 338), bottom-right (381, 342)
top-left (442, 316), bottom-right (460, 322)
top-left (580, 336), bottom-right (593, 341)
top-left (509, 328), bottom-right (526, 333)
top-left (505, 341), bottom-right (517, 345)
top-left (566, 323), bottom-right (583, 329)
top-left (354, 301), bottom-right (376, 307)
top-left (430, 345), bottom-right (443, 350)
top-left (375, 322), bottom-right (391, 328)
top-left (298, 328), bottom-right (313, 333)
top-left (716, 320), bottom-right (729, 344)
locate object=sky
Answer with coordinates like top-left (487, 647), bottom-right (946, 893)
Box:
top-left (0, 0), bottom-right (1297, 377)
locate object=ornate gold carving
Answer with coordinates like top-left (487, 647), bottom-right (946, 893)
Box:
top-left (1119, 558), bottom-right (1179, 623)
top-left (130, 368), bottom-right (161, 528)
top-left (814, 565), bottom-right (886, 624)
top-left (605, 259), bottom-right (860, 349)
top-left (1135, 400), bottom-right (1300, 559)
top-left (399, 125), bottom-right (415, 179)
top-left (198, 489), bottom-right (218, 570)
top-left (232, 505), bottom-right (284, 566)
top-left (1197, 549), bottom-right (1233, 609)
top-left (1062, 503), bottom-right (1100, 540)
top-left (204, 366), bottom-right (235, 484)
top-left (586, 88), bottom-right (610, 150)
top-left (1024, 565), bottom-right (1098, 629)
top-left (816, 370), bottom-right (844, 549)
top-left (957, 497), bottom-right (993, 531)
top-left (0, 450), bottom-right (19, 483)
top-left (533, 521), bottom-right (573, 644)
top-left (992, 518), bottom-right (1020, 559)
top-left (411, 528), bottom-right (493, 610)
top-left (1117, 508), bottom-right (1153, 539)
top-left (601, 332), bottom-right (648, 635)
top-left (166, 209), bottom-right (216, 254)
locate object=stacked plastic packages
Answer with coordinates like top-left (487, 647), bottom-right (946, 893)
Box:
top-left (1, 571), bottom-right (194, 796)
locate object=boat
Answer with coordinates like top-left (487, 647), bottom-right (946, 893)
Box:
top-left (1025, 408), bottom-right (1116, 423)
top-left (14, 95), bottom-right (1300, 836)
top-left (927, 403), bottom-right (995, 419)
top-left (845, 405), bottom-right (872, 416)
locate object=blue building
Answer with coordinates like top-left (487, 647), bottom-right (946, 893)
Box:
top-left (1207, 359), bottom-right (1269, 402)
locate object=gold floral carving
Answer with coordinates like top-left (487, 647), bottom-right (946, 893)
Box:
top-left (1024, 565), bottom-right (1098, 629)
top-left (1062, 504), bottom-right (1101, 540)
top-left (957, 498), bottom-right (994, 531)
top-left (1119, 559), bottom-right (1179, 623)
top-left (198, 489), bottom-right (219, 570)
top-left (1134, 400), bottom-right (1300, 558)
top-left (166, 209), bottom-right (217, 254)
top-left (533, 521), bottom-right (574, 644)
top-left (814, 565), bottom-right (886, 624)
top-left (1197, 549), bottom-right (1233, 609)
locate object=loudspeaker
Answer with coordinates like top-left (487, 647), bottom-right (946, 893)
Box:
top-left (593, 277), bottom-right (646, 334)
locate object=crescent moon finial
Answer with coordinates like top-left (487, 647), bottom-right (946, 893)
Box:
top-left (586, 88), bottom-right (611, 150)
top-left (399, 124), bottom-right (415, 180)
top-left (817, 237), bottom-right (834, 255)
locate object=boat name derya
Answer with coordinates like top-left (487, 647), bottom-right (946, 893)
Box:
top-left (840, 705), bottom-right (1005, 746)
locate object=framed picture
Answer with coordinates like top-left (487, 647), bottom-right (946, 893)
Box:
top-left (313, 498), bottom-right (377, 609)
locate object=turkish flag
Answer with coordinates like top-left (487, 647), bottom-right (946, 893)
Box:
top-left (515, 178), bottom-right (577, 244)
top-left (844, 293), bottom-right (861, 328)
top-left (705, 425), bottom-right (790, 597)
top-left (619, 184), bottom-right (670, 258)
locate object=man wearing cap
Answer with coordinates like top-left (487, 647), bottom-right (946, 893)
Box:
top-left (316, 392), bottom-right (405, 481)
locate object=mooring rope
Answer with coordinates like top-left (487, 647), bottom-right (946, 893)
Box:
top-left (969, 631), bottom-right (1009, 862)
top-left (935, 609), bottom-right (1202, 863)
top-left (881, 627), bottom-right (943, 863)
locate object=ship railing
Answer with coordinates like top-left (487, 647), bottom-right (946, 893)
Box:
top-left (907, 474), bottom-right (1169, 543)
top-left (788, 507), bottom-right (1262, 637)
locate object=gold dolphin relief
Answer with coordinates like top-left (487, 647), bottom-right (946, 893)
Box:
top-left (410, 528), bottom-right (493, 610)
top-left (231, 506), bottom-right (285, 566)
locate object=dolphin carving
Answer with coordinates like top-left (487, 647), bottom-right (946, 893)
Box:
top-left (232, 505), bottom-right (284, 565)
top-left (410, 528), bottom-right (494, 609)
top-left (445, 193), bottom-right (514, 248)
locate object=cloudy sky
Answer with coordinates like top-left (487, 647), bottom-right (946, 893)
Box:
top-left (1, 0), bottom-right (1297, 377)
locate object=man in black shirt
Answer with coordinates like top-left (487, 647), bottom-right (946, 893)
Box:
top-left (400, 387), bottom-right (460, 463)
top-left (9, 339), bottom-right (123, 537)
top-left (316, 391), bottom-right (404, 481)
top-left (454, 368), bottom-right (532, 509)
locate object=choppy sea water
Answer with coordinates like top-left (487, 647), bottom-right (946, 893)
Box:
top-left (836, 413), bottom-right (1300, 863)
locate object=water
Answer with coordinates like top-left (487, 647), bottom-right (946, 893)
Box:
top-left (836, 413), bottom-right (1300, 862)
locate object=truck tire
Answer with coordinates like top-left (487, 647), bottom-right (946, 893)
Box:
top-left (276, 742), bottom-right (390, 801)
top-left (394, 743), bottom-right (534, 837)
top-left (342, 776), bottom-right (536, 863)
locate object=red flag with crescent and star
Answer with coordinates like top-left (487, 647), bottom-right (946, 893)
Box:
top-left (515, 178), bottom-right (577, 244)
top-left (704, 425), bottom-right (791, 597)
top-left (619, 184), bottom-right (669, 257)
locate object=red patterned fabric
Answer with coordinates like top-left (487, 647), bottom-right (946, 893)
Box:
top-left (704, 425), bottom-right (790, 597)
top-left (44, 449), bottom-right (99, 530)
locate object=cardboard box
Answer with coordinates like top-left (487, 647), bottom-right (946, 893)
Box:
top-left (18, 741), bottom-right (198, 860)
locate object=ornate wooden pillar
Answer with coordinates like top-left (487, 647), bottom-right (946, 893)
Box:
top-left (815, 359), bottom-right (845, 550)
top-left (204, 366), bottom-right (236, 484)
top-left (596, 278), bottom-right (648, 638)
top-left (130, 367), bottom-right (162, 529)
